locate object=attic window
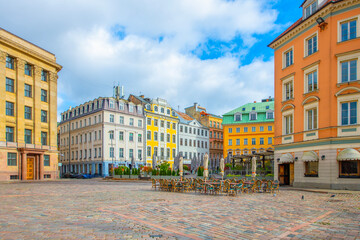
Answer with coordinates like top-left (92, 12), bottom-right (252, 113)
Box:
top-left (266, 106), bottom-right (269, 109)
top-left (252, 107), bottom-right (255, 110)
top-left (242, 108), bottom-right (245, 111)
top-left (304, 1), bottom-right (317, 18)
top-left (234, 113), bottom-right (242, 122)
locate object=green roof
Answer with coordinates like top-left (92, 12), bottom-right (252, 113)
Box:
top-left (222, 101), bottom-right (274, 125)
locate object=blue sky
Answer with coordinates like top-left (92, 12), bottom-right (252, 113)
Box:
top-left (0, 0), bottom-right (303, 119)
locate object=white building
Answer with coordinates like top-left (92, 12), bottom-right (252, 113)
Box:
top-left (59, 95), bottom-right (145, 176)
top-left (176, 111), bottom-right (209, 164)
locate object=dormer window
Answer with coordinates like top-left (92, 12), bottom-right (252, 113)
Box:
top-left (154, 106), bottom-right (158, 112)
top-left (234, 113), bottom-right (242, 122)
top-left (242, 108), bottom-right (245, 111)
top-left (109, 100), bottom-right (114, 109)
top-left (119, 102), bottom-right (124, 110)
top-left (304, 1), bottom-right (317, 19)
top-left (266, 110), bottom-right (274, 119)
top-left (250, 112), bottom-right (257, 121)
top-left (129, 104), bottom-right (134, 113)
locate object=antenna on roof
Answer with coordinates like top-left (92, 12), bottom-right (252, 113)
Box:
top-left (178, 105), bottom-right (180, 111)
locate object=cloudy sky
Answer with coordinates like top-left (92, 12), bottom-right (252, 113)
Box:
top-left (1, 0), bottom-right (301, 119)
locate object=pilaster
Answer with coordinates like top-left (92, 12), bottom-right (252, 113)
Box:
top-left (16, 58), bottom-right (26, 145)
top-left (49, 72), bottom-right (57, 148)
top-left (21, 152), bottom-right (27, 180)
top-left (0, 51), bottom-right (6, 142)
top-left (33, 66), bottom-right (42, 146)
top-left (39, 154), bottom-right (44, 180)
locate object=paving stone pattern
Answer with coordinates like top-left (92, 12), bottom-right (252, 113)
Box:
top-left (0, 180), bottom-right (359, 240)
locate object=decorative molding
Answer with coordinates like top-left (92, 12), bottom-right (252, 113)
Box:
top-left (281, 103), bottom-right (295, 112)
top-left (34, 65), bottom-right (42, 76)
top-left (16, 57), bottom-right (25, 68)
top-left (280, 72), bottom-right (296, 81)
top-left (302, 60), bottom-right (321, 70)
top-left (302, 96), bottom-right (320, 105)
top-left (335, 86), bottom-right (360, 96)
top-left (0, 50), bottom-right (6, 63)
top-left (335, 48), bottom-right (360, 57)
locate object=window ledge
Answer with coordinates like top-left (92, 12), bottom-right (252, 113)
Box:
top-left (304, 174), bottom-right (318, 177)
top-left (303, 50), bottom-right (319, 59)
top-left (282, 98), bottom-right (294, 104)
top-left (337, 80), bottom-right (360, 87)
top-left (303, 89), bottom-right (319, 97)
top-left (339, 175), bottom-right (360, 179)
top-left (337, 37), bottom-right (360, 44)
top-left (282, 64), bottom-right (294, 70)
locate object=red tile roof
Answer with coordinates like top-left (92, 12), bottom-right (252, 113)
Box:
top-left (176, 111), bottom-right (193, 121)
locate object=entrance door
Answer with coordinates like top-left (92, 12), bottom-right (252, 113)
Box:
top-left (27, 157), bottom-right (34, 180)
top-left (278, 164), bottom-right (290, 185)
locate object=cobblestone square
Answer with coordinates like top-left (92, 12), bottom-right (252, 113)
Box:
top-left (0, 179), bottom-right (359, 240)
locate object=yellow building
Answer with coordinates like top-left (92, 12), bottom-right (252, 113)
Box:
top-left (0, 28), bottom-right (62, 181)
top-left (129, 95), bottom-right (178, 167)
top-left (222, 99), bottom-right (274, 158)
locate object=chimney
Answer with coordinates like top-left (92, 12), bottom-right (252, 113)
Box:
top-left (140, 95), bottom-right (144, 98)
top-left (254, 101), bottom-right (256, 103)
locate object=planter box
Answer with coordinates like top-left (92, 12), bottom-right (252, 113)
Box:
top-left (151, 176), bottom-right (180, 180)
top-left (114, 175), bottom-right (139, 179)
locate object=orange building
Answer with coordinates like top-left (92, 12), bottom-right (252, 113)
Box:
top-left (269, 0), bottom-right (360, 190)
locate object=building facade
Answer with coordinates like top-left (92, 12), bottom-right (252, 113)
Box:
top-left (59, 96), bottom-right (145, 176)
top-left (269, 0), bottom-right (360, 189)
top-left (129, 95), bottom-right (179, 167)
top-left (222, 99), bottom-right (275, 158)
top-left (176, 111), bottom-right (209, 164)
top-left (0, 28), bottom-right (62, 181)
top-left (185, 103), bottom-right (223, 163)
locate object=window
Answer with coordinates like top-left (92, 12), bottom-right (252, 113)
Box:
top-left (110, 147), bottom-right (114, 158)
top-left (94, 149), bottom-right (97, 158)
top-left (154, 106), bottom-right (158, 112)
top-left (147, 118), bottom-right (152, 125)
top-left (341, 102), bottom-right (357, 125)
top-left (8, 153), bottom-right (17, 166)
top-left (341, 19), bottom-right (357, 42)
top-left (236, 128), bottom-right (240, 133)
top-left (41, 70), bottom-right (48, 81)
top-left (129, 149), bottom-right (134, 159)
top-left (119, 102), bottom-right (124, 110)
top-left (228, 128), bottom-right (232, 133)
top-left (6, 127), bottom-right (14, 142)
top-left (24, 106), bottom-right (32, 120)
top-left (306, 70), bottom-right (318, 92)
top-left (305, 161), bottom-right (318, 177)
top-left (266, 111), bottom-right (274, 119)
top-left (260, 138), bottom-right (264, 145)
top-left (250, 112), bottom-right (257, 120)
top-left (130, 118), bottom-right (134, 126)
top-left (24, 63), bottom-right (32, 76)
top-left (284, 49), bottom-right (293, 68)
top-left (340, 161), bottom-right (360, 177)
top-left (6, 56), bottom-right (14, 69)
top-left (25, 129), bottom-right (32, 144)
top-left (172, 123), bottom-right (176, 129)
top-left (284, 115), bottom-right (293, 134)
top-left (138, 150), bottom-right (142, 159)
top-left (160, 107), bottom-right (164, 113)
top-left (244, 127), bottom-right (248, 133)
top-left (24, 84), bottom-right (32, 97)
top-left (119, 148), bottom-right (124, 158)
top-left (6, 101), bottom-right (14, 116)
top-left (110, 114), bottom-right (114, 123)
top-left (147, 131), bottom-right (151, 140)
top-left (172, 149), bottom-right (176, 158)
top-left (138, 134), bottom-right (142, 142)
top-left (260, 126), bottom-right (264, 132)
top-left (154, 119), bottom-right (158, 126)
top-left (180, 138), bottom-right (183, 146)
top-left (99, 148), bottom-right (102, 157)
top-left (160, 133), bottom-right (164, 142)
top-left (304, 1), bottom-right (317, 18)
top-left (120, 116), bottom-right (124, 124)
top-left (44, 155), bottom-right (50, 166)
top-left (172, 135), bottom-right (176, 143)
top-left (41, 89), bottom-right (48, 102)
top-left (252, 127), bottom-right (256, 132)
top-left (138, 120), bottom-right (142, 127)
top-left (234, 114), bottom-right (241, 121)
top-left (307, 108), bottom-right (318, 130)
top-left (185, 126), bottom-right (188, 133)
top-left (119, 131), bottom-right (124, 141)
top-left (268, 126), bottom-right (273, 131)
top-left (166, 134), bottom-right (170, 142)
top-left (109, 131), bottom-right (114, 140)
top-left (154, 132), bottom-right (158, 141)
top-left (6, 78), bottom-right (14, 92)
top-left (236, 139), bottom-right (240, 145)
top-left (228, 139), bottom-right (232, 146)
top-left (41, 110), bottom-right (47, 123)
top-left (109, 100), bottom-right (114, 108)
top-left (268, 137), bottom-right (273, 145)
top-left (341, 60), bottom-right (357, 83)
top-left (129, 133), bottom-right (134, 141)
top-left (167, 109), bottom-right (170, 115)
top-left (129, 105), bottom-right (134, 112)
top-left (306, 35), bottom-right (317, 56)
top-left (147, 146), bottom-right (151, 157)
top-left (252, 138), bottom-right (256, 145)
top-left (284, 81), bottom-right (293, 100)
top-left (41, 132), bottom-right (47, 145)
top-left (160, 120), bottom-right (164, 127)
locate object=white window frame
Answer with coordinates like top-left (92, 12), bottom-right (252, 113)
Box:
top-left (282, 75), bottom-right (294, 101)
top-left (303, 0), bottom-right (317, 19)
top-left (304, 103), bottom-right (318, 131)
top-left (266, 110), bottom-right (274, 119)
top-left (234, 113), bottom-right (242, 122)
top-left (337, 51), bottom-right (360, 84)
top-left (249, 112), bottom-right (257, 121)
top-left (304, 32), bottom-right (318, 57)
top-left (282, 46), bottom-right (294, 69)
top-left (282, 108), bottom-right (294, 136)
top-left (337, 16), bottom-right (360, 42)
top-left (304, 63), bottom-right (319, 93)
top-left (337, 92), bottom-right (360, 137)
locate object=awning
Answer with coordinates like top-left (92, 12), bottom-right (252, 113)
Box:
top-left (279, 153), bottom-right (294, 163)
top-left (337, 148), bottom-right (360, 161)
top-left (301, 151), bottom-right (318, 162)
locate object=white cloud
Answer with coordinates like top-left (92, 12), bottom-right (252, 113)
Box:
top-left (0, 0), bottom-right (278, 116)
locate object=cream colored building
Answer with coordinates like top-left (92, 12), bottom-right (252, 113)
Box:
top-left (59, 96), bottom-right (145, 176)
top-left (0, 28), bottom-right (62, 181)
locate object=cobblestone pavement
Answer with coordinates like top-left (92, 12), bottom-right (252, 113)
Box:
top-left (0, 180), bottom-right (359, 240)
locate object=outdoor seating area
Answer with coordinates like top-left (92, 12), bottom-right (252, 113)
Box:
top-left (151, 178), bottom-right (279, 196)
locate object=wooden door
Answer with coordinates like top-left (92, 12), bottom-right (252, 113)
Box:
top-left (278, 164), bottom-right (290, 185)
top-left (27, 157), bottom-right (34, 180)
